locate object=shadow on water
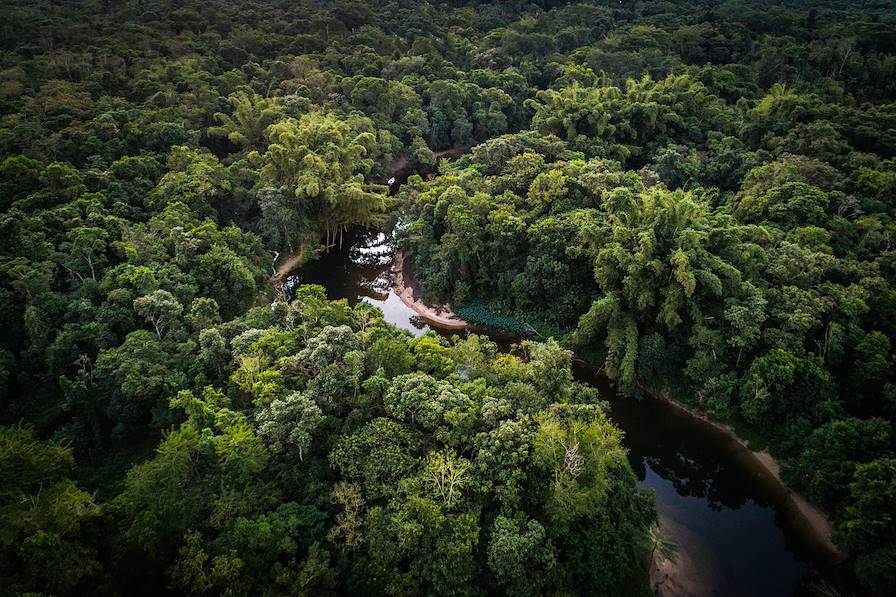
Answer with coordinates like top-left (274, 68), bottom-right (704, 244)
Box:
top-left (282, 227), bottom-right (859, 597)
top-left (580, 370), bottom-right (852, 597)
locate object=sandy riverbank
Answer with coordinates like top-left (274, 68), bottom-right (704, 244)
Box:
top-left (391, 250), bottom-right (468, 329)
top-left (650, 512), bottom-right (725, 597)
top-left (391, 253), bottom-right (845, 563)
top-left (367, 248), bottom-right (846, 579)
top-left (644, 385), bottom-right (846, 565)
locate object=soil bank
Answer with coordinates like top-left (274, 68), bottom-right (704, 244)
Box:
top-left (391, 250), bottom-right (468, 329)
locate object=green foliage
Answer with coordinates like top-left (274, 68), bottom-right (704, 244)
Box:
top-left (260, 112), bottom-right (387, 251)
top-left (209, 92), bottom-right (283, 151)
top-left (71, 289), bottom-right (656, 594)
top-left (256, 391), bottom-right (322, 460)
top-left (783, 418), bottom-right (894, 512)
top-left (2, 0), bottom-right (896, 594)
top-left (837, 457), bottom-right (896, 594)
top-left (388, 4), bottom-right (896, 592)
top-left (527, 74), bottom-right (730, 162)
top-left (487, 514), bottom-right (556, 596)
top-left (0, 427), bottom-right (102, 595)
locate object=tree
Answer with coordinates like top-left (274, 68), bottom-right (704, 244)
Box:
top-left (133, 289), bottom-right (183, 338)
top-left (534, 411), bottom-right (629, 521)
top-left (187, 297), bottom-right (221, 332)
top-left (148, 146), bottom-right (233, 217)
top-left (115, 393), bottom-right (269, 555)
top-left (257, 186), bottom-right (305, 253)
top-left (0, 155), bottom-right (42, 210)
top-left (487, 514), bottom-right (556, 596)
top-left (9, 1), bottom-right (896, 595)
top-left (783, 418), bottom-right (894, 511)
top-left (533, 409), bottom-right (655, 594)
top-left (93, 330), bottom-right (183, 438)
top-left (472, 418), bottom-right (535, 507)
top-left (733, 181), bottom-right (833, 229)
top-left (0, 426), bottom-right (102, 595)
top-left (168, 531), bottom-right (246, 596)
top-left (260, 112), bottom-right (386, 250)
top-left (572, 187), bottom-right (740, 394)
top-left (837, 458), bottom-right (896, 595)
top-left (329, 418), bottom-right (422, 500)
top-left (366, 336), bottom-right (416, 379)
top-left (256, 392), bottom-right (323, 461)
top-left (740, 349), bottom-right (835, 432)
top-left (60, 226), bottom-right (109, 281)
top-left (364, 492), bottom-right (479, 595)
top-left (526, 74), bottom-right (726, 163)
top-left (194, 244), bottom-right (259, 319)
top-left (113, 425), bottom-right (210, 553)
top-left (208, 92), bottom-right (282, 151)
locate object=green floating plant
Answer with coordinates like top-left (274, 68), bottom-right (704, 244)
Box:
top-left (455, 302), bottom-right (534, 336)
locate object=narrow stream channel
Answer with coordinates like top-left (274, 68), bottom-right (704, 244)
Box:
top-left (283, 227), bottom-right (855, 596)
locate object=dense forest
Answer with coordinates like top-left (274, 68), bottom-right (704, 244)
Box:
top-left (1, 0), bottom-right (894, 595)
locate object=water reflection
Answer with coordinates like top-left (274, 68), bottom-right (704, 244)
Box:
top-left (283, 229), bottom-right (432, 336)
top-left (642, 452), bottom-right (745, 512)
top-left (605, 387), bottom-right (813, 596)
top-left (617, 399), bottom-right (759, 512)
top-left (281, 227), bottom-right (851, 597)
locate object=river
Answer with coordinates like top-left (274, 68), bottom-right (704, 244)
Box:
top-left (283, 227), bottom-right (857, 597)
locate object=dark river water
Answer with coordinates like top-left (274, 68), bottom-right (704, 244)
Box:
top-left (285, 228), bottom-right (856, 597)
